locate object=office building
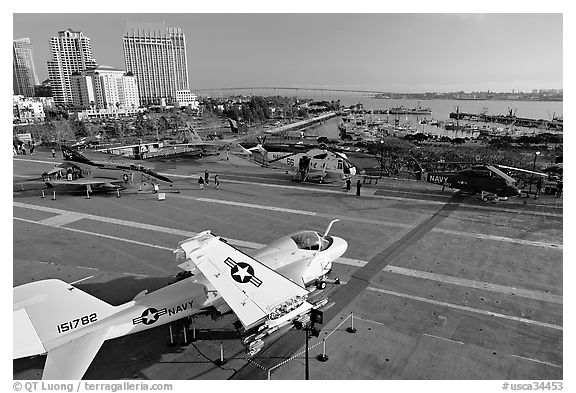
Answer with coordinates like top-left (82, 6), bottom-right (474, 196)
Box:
top-left (13, 95), bottom-right (45, 124)
top-left (13, 38), bottom-right (40, 97)
top-left (123, 23), bottom-right (189, 106)
top-left (70, 65), bottom-right (140, 110)
top-left (175, 90), bottom-right (199, 108)
top-left (47, 29), bottom-right (97, 106)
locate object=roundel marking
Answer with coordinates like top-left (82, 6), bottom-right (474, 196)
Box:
top-left (230, 262), bottom-right (255, 284)
top-left (140, 308), bottom-right (160, 325)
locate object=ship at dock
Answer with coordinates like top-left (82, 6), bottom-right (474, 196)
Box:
top-left (449, 108), bottom-right (563, 131)
top-left (386, 105), bottom-right (432, 115)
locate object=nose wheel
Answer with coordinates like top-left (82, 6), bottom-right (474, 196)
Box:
top-left (315, 280), bottom-right (327, 290)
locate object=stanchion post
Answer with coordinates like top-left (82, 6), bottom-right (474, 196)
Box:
top-left (182, 323), bottom-right (189, 345)
top-left (317, 338), bottom-right (329, 362)
top-left (347, 313), bottom-right (356, 333)
top-left (168, 324), bottom-right (175, 346)
top-left (214, 342), bottom-right (227, 366)
top-left (52, 191), bottom-right (56, 200)
top-left (190, 317), bottom-right (197, 342)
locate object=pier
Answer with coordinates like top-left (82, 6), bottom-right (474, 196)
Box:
top-left (264, 112), bottom-right (337, 135)
top-left (449, 111), bottom-right (563, 131)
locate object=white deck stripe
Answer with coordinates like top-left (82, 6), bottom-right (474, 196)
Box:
top-left (385, 266), bottom-right (562, 304)
top-left (14, 200), bottom-right (562, 249)
top-left (510, 354), bottom-right (562, 369)
top-left (69, 275), bottom-right (94, 285)
top-left (13, 202), bottom-right (560, 304)
top-left (422, 333), bottom-right (465, 345)
top-left (366, 286), bottom-right (562, 331)
top-left (14, 217), bottom-right (175, 252)
top-left (357, 316), bottom-right (559, 367)
top-left (434, 228), bottom-right (562, 250)
top-left (14, 217), bottom-right (562, 330)
top-left (39, 211), bottom-right (87, 227)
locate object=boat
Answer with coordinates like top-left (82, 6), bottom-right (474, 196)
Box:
top-left (386, 105), bottom-right (432, 115)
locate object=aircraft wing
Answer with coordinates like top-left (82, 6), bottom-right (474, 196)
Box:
top-left (46, 178), bottom-right (121, 188)
top-left (43, 327), bottom-right (111, 380)
top-left (175, 231), bottom-right (310, 329)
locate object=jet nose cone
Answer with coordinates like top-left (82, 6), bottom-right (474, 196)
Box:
top-left (330, 236), bottom-right (348, 260)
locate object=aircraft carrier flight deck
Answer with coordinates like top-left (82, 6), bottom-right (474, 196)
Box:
top-left (13, 149), bottom-right (562, 380)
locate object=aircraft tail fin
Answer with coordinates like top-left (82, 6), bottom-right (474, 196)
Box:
top-left (184, 122), bottom-right (204, 143)
top-left (61, 145), bottom-right (93, 164)
top-left (228, 118), bottom-right (247, 133)
top-left (43, 327), bottom-right (111, 379)
top-left (13, 279), bottom-right (116, 359)
top-left (228, 118), bottom-right (238, 133)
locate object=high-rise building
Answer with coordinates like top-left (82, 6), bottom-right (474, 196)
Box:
top-left (47, 29), bottom-right (97, 107)
top-left (13, 38), bottom-right (40, 97)
top-left (123, 23), bottom-right (189, 106)
top-left (70, 65), bottom-right (140, 110)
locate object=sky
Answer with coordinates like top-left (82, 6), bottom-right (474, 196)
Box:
top-left (12, 11), bottom-right (564, 93)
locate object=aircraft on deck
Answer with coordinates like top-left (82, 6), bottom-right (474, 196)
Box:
top-left (245, 141), bottom-right (358, 183)
top-left (424, 164), bottom-right (547, 201)
top-left (42, 145), bottom-right (176, 195)
top-left (170, 123), bottom-right (250, 157)
top-left (13, 220), bottom-right (347, 379)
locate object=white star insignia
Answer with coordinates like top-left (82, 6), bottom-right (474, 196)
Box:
top-left (143, 309), bottom-right (157, 323)
top-left (233, 265), bottom-right (252, 281)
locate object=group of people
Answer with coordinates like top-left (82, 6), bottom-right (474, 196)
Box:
top-left (345, 178), bottom-right (363, 196)
top-left (198, 169), bottom-right (220, 190)
top-left (534, 177), bottom-right (563, 199)
top-left (13, 141), bottom-right (35, 156)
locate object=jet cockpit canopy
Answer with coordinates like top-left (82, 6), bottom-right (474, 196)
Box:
top-left (290, 231), bottom-right (332, 251)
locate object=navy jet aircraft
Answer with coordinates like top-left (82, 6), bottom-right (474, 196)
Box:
top-left (13, 221), bottom-right (347, 379)
top-left (41, 145), bottom-right (176, 195)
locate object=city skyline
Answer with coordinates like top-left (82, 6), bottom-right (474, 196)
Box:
top-left (13, 13), bottom-right (563, 94)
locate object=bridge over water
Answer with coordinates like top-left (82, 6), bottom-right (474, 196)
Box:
top-left (192, 86), bottom-right (389, 98)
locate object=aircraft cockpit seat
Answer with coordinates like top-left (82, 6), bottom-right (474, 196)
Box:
top-left (290, 231), bottom-right (333, 251)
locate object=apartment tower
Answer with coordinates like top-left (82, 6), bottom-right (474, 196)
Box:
top-left (123, 23), bottom-right (189, 106)
top-left (47, 29), bottom-right (97, 106)
top-left (70, 65), bottom-right (140, 110)
top-left (13, 38), bottom-right (40, 97)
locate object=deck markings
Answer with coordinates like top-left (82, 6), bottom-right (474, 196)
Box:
top-left (354, 315), bottom-right (559, 368)
top-left (14, 199), bottom-right (560, 250)
top-left (15, 217), bottom-right (175, 252)
top-left (366, 286), bottom-right (562, 331)
top-left (174, 194), bottom-right (414, 229)
top-left (434, 228), bottom-right (562, 250)
top-left (14, 202), bottom-right (561, 304)
top-left (75, 265), bottom-right (99, 271)
top-left (384, 266), bottom-right (563, 304)
top-left (510, 354), bottom-right (562, 369)
top-left (421, 333), bottom-right (465, 345)
top-left (69, 275), bottom-right (94, 285)
top-left (38, 211), bottom-right (87, 227)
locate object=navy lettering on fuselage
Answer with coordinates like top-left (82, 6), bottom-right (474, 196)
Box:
top-left (167, 300), bottom-right (195, 317)
top-left (428, 175), bottom-right (449, 185)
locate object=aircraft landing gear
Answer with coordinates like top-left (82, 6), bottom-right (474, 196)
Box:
top-left (481, 191), bottom-right (499, 203)
top-left (315, 279), bottom-right (327, 290)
